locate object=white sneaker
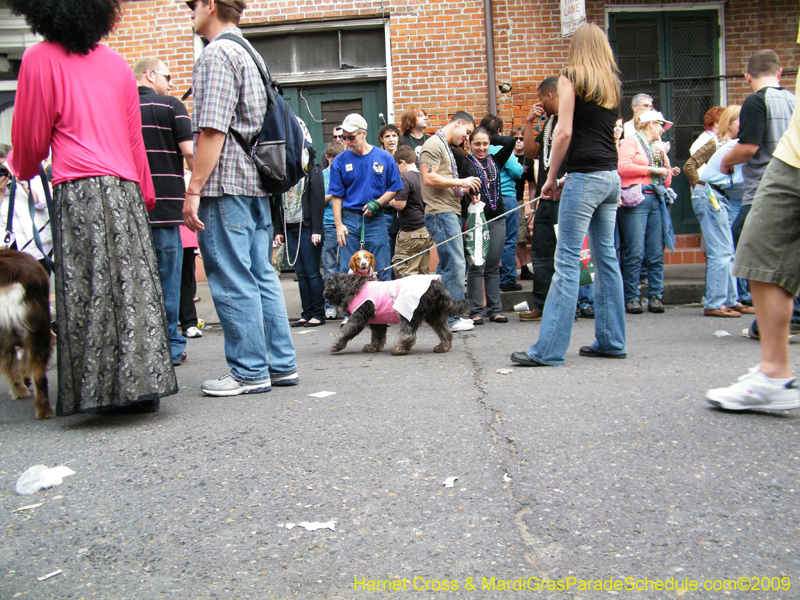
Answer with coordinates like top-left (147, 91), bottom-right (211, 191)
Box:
top-left (201, 373), bottom-right (271, 397)
top-left (450, 318), bottom-right (475, 332)
top-left (705, 369), bottom-right (800, 411)
top-left (325, 307), bottom-right (338, 320)
top-left (271, 372), bottom-right (299, 386)
top-left (185, 326), bottom-right (203, 338)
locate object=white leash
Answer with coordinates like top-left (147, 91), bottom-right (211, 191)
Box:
top-left (376, 195), bottom-right (543, 275)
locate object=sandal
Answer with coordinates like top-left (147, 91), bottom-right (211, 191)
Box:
top-left (490, 315), bottom-right (508, 323)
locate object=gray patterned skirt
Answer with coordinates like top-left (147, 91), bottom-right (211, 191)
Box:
top-left (53, 177), bottom-right (178, 415)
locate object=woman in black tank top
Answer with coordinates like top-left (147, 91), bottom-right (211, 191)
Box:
top-left (511, 23), bottom-right (627, 367)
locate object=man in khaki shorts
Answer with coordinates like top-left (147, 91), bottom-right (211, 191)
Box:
top-left (706, 40), bottom-right (800, 412)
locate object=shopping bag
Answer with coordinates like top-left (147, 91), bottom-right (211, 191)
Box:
top-left (579, 236), bottom-right (594, 286)
top-left (464, 201), bottom-right (489, 267)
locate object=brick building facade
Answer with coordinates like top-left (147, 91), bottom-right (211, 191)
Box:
top-left (2, 0), bottom-right (798, 265)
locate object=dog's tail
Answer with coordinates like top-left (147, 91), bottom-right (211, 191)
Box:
top-left (445, 298), bottom-right (470, 319)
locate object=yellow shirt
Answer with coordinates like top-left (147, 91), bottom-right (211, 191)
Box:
top-left (772, 25), bottom-right (800, 168)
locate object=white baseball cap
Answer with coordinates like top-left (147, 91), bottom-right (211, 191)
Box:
top-left (341, 114), bottom-right (368, 133)
top-left (638, 110), bottom-right (673, 131)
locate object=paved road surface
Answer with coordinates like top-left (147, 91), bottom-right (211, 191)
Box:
top-left (1, 302), bottom-right (797, 599)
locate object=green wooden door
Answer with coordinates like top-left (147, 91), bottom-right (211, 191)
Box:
top-left (609, 10), bottom-right (720, 235)
top-left (281, 82), bottom-right (388, 153)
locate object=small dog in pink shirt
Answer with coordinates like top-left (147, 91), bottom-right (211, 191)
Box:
top-left (323, 273), bottom-right (468, 354)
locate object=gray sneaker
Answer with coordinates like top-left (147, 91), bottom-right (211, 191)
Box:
top-left (272, 372), bottom-right (299, 386)
top-left (201, 373), bottom-right (271, 397)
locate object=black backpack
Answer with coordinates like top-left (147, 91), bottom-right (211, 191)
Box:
top-left (216, 33), bottom-right (308, 195)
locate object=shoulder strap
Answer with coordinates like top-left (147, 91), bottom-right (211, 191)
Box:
top-left (214, 32), bottom-right (273, 154)
top-left (4, 176), bottom-right (16, 247)
top-left (27, 166), bottom-right (54, 269)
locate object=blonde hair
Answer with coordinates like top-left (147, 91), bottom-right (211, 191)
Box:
top-left (717, 105), bottom-right (741, 143)
top-left (561, 23), bottom-right (621, 111)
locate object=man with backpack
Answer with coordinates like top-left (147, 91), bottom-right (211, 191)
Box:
top-left (182, 0), bottom-right (298, 397)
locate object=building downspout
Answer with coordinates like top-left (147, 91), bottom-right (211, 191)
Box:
top-left (484, 0), bottom-right (497, 115)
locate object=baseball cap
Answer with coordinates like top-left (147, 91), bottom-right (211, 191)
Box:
top-left (181, 0), bottom-right (244, 12)
top-left (341, 114), bottom-right (368, 133)
top-left (638, 110), bottom-right (673, 131)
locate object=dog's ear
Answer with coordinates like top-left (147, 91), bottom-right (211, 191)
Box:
top-left (367, 252), bottom-right (376, 269)
top-left (349, 253), bottom-right (359, 272)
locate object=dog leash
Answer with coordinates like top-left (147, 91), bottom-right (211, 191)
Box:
top-left (374, 195), bottom-right (542, 275)
top-left (3, 175), bottom-right (16, 248)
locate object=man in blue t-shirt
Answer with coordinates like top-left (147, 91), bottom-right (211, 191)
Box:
top-left (329, 113), bottom-right (404, 281)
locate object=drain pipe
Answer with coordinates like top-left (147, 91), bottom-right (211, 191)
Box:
top-left (484, 0), bottom-right (497, 115)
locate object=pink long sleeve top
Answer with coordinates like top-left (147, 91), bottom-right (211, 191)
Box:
top-left (617, 135), bottom-right (672, 189)
top-left (9, 41), bottom-right (155, 209)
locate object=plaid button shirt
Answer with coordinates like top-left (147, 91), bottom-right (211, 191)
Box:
top-left (192, 27), bottom-right (267, 197)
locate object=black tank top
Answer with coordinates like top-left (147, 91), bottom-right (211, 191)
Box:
top-left (567, 96), bottom-right (619, 173)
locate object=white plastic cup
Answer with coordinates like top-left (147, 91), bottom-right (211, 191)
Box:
top-left (513, 301), bottom-right (529, 312)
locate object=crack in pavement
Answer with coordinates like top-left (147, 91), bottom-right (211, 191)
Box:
top-left (459, 336), bottom-right (548, 573)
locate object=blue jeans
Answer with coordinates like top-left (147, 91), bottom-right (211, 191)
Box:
top-left (425, 211), bottom-right (466, 324)
top-left (322, 224), bottom-right (339, 312)
top-left (692, 185), bottom-right (738, 310)
top-left (525, 171), bottom-right (626, 365)
top-left (198, 194), bottom-right (297, 382)
top-left (731, 203), bottom-right (752, 302)
top-left (339, 209), bottom-right (392, 281)
top-left (578, 283), bottom-right (594, 309)
top-left (151, 226), bottom-right (186, 363)
top-left (617, 191), bottom-right (665, 301)
top-left (286, 225), bottom-right (325, 321)
top-left (500, 196), bottom-right (519, 286)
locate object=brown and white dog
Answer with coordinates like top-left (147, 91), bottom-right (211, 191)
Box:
top-left (348, 249), bottom-right (377, 277)
top-left (0, 249), bottom-right (54, 419)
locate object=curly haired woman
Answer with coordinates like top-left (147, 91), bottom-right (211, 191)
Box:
top-left (8, 0), bottom-right (177, 415)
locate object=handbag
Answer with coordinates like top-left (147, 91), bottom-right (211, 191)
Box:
top-left (620, 184), bottom-right (644, 207)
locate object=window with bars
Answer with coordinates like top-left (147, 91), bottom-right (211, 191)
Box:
top-left (609, 10), bottom-right (721, 234)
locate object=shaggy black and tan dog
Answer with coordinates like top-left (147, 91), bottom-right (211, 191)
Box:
top-left (0, 249), bottom-right (54, 419)
top-left (323, 273), bottom-right (468, 354)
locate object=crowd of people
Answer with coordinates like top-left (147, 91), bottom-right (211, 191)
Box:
top-left (3, 0), bottom-right (799, 413)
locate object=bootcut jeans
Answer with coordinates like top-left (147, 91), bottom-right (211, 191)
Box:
top-left (525, 171), bottom-right (626, 365)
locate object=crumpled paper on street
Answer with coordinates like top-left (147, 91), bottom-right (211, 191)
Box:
top-left (284, 521), bottom-right (336, 531)
top-left (15, 465), bottom-right (76, 495)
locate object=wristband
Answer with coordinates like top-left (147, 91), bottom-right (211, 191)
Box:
top-left (185, 192), bottom-right (200, 198)
top-left (365, 200), bottom-right (381, 213)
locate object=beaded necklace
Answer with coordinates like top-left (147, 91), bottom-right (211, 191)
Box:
top-left (636, 131), bottom-right (664, 186)
top-left (435, 129), bottom-right (463, 197)
top-left (542, 115), bottom-right (557, 170)
top-left (281, 176), bottom-right (306, 266)
top-left (466, 153), bottom-right (500, 211)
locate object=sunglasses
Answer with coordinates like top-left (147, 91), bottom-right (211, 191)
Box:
top-left (152, 70), bottom-right (171, 83)
top-left (332, 135), bottom-right (343, 140)
top-left (342, 135), bottom-right (358, 141)
top-left (514, 137), bottom-right (524, 141)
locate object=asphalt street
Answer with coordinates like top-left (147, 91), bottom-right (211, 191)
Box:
top-left (1, 285), bottom-right (798, 599)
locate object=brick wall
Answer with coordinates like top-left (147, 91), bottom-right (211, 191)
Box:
top-left (108, 0), bottom-right (799, 138)
top-left (107, 0), bottom-right (798, 270)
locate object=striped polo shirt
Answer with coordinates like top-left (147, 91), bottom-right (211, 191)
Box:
top-left (138, 87), bottom-right (193, 226)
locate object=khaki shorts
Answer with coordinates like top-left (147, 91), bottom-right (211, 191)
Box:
top-left (517, 199), bottom-right (530, 243)
top-left (733, 157), bottom-right (800, 295)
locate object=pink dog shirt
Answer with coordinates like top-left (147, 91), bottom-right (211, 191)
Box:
top-left (347, 275), bottom-right (441, 325)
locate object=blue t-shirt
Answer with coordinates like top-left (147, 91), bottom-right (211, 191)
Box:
top-left (327, 146), bottom-right (403, 210)
top-left (323, 167), bottom-right (334, 226)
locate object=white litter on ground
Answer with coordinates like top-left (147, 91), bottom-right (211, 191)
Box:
top-left (283, 521), bottom-right (336, 531)
top-left (443, 477), bottom-right (458, 488)
top-left (496, 369), bottom-right (513, 374)
top-left (15, 465), bottom-right (76, 495)
top-left (714, 330), bottom-right (732, 338)
top-left (37, 569), bottom-right (62, 581)
top-left (308, 391), bottom-right (336, 398)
